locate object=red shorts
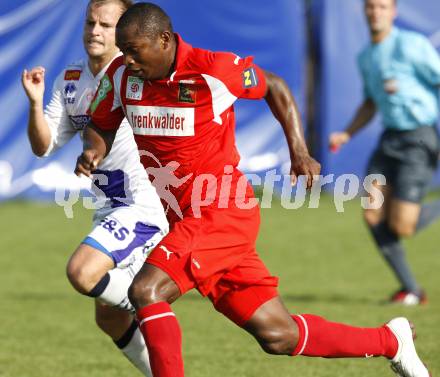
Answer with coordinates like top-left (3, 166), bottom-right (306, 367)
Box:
top-left (147, 174), bottom-right (279, 326)
top-left (148, 246), bottom-right (278, 326)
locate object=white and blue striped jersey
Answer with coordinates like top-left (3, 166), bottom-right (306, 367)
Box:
top-left (43, 55), bottom-right (168, 232)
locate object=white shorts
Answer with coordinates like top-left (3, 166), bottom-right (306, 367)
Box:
top-left (82, 205), bottom-right (167, 268)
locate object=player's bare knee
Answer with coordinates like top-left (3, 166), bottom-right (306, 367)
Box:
top-left (128, 277), bottom-right (159, 308)
top-left (129, 266), bottom-right (180, 308)
top-left (66, 262), bottom-right (90, 295)
top-left (66, 260), bottom-right (103, 295)
top-left (256, 326), bottom-right (298, 355)
top-left (389, 219), bottom-right (416, 238)
top-left (254, 326), bottom-right (298, 355)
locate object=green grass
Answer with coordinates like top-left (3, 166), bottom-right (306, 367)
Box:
top-left (0, 195), bottom-right (439, 377)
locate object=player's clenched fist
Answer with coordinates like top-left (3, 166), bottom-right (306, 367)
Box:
top-left (75, 150), bottom-right (102, 177)
top-left (328, 131), bottom-right (351, 153)
top-left (21, 66), bottom-right (46, 105)
top-left (290, 153), bottom-right (321, 189)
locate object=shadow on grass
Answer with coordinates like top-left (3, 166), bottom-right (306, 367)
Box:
top-left (282, 293), bottom-right (384, 305)
top-left (5, 292), bottom-right (69, 301)
top-left (180, 291), bottom-right (383, 306)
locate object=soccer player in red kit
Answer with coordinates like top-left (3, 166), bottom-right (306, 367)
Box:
top-left (75, 3), bottom-right (430, 377)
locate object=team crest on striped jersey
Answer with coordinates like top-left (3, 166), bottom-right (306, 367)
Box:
top-left (126, 76), bottom-right (144, 100)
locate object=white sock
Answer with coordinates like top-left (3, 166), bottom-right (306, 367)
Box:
top-left (116, 324), bottom-right (152, 377)
top-left (98, 268), bottom-right (135, 312)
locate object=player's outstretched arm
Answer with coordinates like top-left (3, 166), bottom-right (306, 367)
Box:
top-left (328, 98), bottom-right (376, 152)
top-left (74, 121), bottom-right (116, 177)
top-left (21, 67), bottom-right (51, 156)
top-left (263, 70), bottom-right (320, 189)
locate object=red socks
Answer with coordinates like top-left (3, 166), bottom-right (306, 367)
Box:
top-left (137, 302), bottom-right (184, 377)
top-left (136, 303), bottom-right (399, 376)
top-left (291, 314), bottom-right (398, 358)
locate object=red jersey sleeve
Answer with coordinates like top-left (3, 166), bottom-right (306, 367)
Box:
top-left (89, 57), bottom-right (125, 131)
top-left (202, 51), bottom-right (267, 100)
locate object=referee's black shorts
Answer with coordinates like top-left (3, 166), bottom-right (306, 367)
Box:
top-left (367, 125), bottom-right (440, 203)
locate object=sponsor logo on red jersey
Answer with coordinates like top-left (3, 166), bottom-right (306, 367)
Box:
top-left (242, 67), bottom-right (258, 88)
top-left (127, 105), bottom-right (195, 136)
top-left (126, 76), bottom-right (144, 100)
top-left (64, 70), bottom-right (81, 81)
top-left (178, 83), bottom-right (196, 103)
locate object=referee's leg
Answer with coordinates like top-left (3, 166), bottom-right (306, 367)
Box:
top-left (364, 180), bottom-right (422, 299)
top-left (388, 199), bottom-right (420, 238)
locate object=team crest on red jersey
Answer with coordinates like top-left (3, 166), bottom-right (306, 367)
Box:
top-left (126, 76), bottom-right (144, 100)
top-left (178, 83), bottom-right (196, 103)
top-left (64, 70), bottom-right (81, 81)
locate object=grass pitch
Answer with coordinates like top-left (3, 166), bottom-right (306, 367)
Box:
top-left (0, 194), bottom-right (439, 377)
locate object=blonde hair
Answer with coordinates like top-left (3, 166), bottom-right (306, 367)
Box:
top-left (88, 0), bottom-right (133, 14)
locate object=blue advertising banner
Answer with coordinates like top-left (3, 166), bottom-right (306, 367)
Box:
top-left (0, 0), bottom-right (306, 201)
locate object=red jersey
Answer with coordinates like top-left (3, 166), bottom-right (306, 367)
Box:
top-left (91, 34), bottom-right (267, 220)
top-left (90, 35), bottom-right (279, 299)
